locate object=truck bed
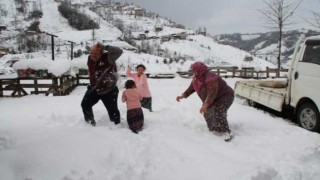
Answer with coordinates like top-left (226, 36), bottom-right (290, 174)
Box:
top-left (234, 80), bottom-right (288, 112)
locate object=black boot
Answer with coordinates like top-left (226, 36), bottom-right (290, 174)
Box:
top-left (86, 119), bottom-right (96, 126)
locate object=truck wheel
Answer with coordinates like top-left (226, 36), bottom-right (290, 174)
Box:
top-left (297, 103), bottom-right (320, 132)
top-left (247, 99), bottom-right (257, 107)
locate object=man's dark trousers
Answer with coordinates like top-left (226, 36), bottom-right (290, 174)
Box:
top-left (81, 87), bottom-right (120, 124)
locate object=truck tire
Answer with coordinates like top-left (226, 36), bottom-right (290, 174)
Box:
top-left (296, 103), bottom-right (320, 132)
top-left (247, 99), bottom-right (257, 107)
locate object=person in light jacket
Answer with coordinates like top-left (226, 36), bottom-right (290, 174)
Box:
top-left (126, 64), bottom-right (153, 112)
top-left (176, 61), bottom-right (234, 141)
top-left (122, 80), bottom-right (144, 133)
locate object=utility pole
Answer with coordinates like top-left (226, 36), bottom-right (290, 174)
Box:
top-left (39, 0), bottom-right (42, 11)
top-left (43, 32), bottom-right (58, 60)
top-left (92, 28), bottom-right (95, 42)
top-left (67, 40), bottom-right (75, 60)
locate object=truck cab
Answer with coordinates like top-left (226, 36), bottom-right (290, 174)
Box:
top-left (288, 35), bottom-right (320, 131)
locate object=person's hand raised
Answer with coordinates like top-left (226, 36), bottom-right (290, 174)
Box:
top-left (176, 95), bottom-right (184, 102)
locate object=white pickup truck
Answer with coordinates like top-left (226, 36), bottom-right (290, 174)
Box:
top-left (234, 34), bottom-right (320, 132)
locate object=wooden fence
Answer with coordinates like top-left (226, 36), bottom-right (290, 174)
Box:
top-left (0, 66), bottom-right (288, 97)
top-left (0, 75), bottom-right (78, 97)
top-left (177, 66), bottom-right (288, 79)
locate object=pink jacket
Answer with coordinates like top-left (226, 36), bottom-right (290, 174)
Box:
top-left (126, 69), bottom-right (152, 97)
top-left (122, 89), bottom-right (142, 110)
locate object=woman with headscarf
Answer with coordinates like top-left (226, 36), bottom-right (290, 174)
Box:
top-left (176, 61), bottom-right (234, 141)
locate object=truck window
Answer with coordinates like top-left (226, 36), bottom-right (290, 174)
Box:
top-left (302, 40), bottom-right (320, 65)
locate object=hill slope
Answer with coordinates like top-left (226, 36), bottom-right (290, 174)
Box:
top-left (214, 30), bottom-right (320, 66)
top-left (0, 0), bottom-right (275, 76)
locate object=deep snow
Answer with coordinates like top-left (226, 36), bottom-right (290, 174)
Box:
top-left (1, 77), bottom-right (320, 180)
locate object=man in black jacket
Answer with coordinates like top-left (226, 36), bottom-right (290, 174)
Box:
top-left (81, 43), bottom-right (123, 126)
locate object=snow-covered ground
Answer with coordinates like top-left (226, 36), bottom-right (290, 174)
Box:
top-left (1, 77), bottom-right (320, 180)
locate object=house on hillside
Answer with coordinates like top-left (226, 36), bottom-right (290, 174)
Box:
top-left (0, 26), bottom-right (7, 31)
top-left (156, 49), bottom-right (165, 56)
top-left (179, 32), bottom-right (187, 40)
top-left (170, 32), bottom-right (187, 40)
top-left (198, 30), bottom-right (207, 36)
top-left (0, 46), bottom-right (9, 55)
top-left (139, 33), bottom-right (147, 40)
top-left (244, 55), bottom-right (254, 62)
top-left (160, 36), bottom-right (170, 43)
top-left (174, 24), bottom-right (185, 29)
top-left (123, 5), bottom-right (135, 15)
top-left (115, 5), bottom-right (125, 11)
top-left (130, 32), bottom-right (148, 40)
top-left (154, 18), bottom-right (163, 32)
top-left (135, 8), bottom-right (143, 17)
top-left (155, 26), bottom-right (163, 32)
top-left (84, 2), bottom-right (93, 6)
top-left (114, 2), bottom-right (124, 11)
top-left (25, 31), bottom-right (40, 36)
top-left (171, 34), bottom-right (180, 40)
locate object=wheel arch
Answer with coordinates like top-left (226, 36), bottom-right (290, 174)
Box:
top-left (295, 97), bottom-right (318, 114)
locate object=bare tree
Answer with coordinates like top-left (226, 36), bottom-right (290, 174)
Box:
top-left (258, 0), bottom-right (302, 76)
top-left (305, 11), bottom-right (320, 30)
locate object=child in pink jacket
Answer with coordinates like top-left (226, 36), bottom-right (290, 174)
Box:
top-left (122, 80), bottom-right (144, 133)
top-left (126, 64), bottom-right (152, 112)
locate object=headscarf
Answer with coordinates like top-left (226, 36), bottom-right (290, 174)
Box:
top-left (191, 61), bottom-right (218, 92)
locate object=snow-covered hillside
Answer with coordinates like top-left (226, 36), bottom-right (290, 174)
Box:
top-left (0, 0), bottom-right (275, 77)
top-left (214, 30), bottom-right (320, 66)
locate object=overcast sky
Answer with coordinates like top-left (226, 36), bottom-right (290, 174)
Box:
top-left (116, 0), bottom-right (320, 35)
